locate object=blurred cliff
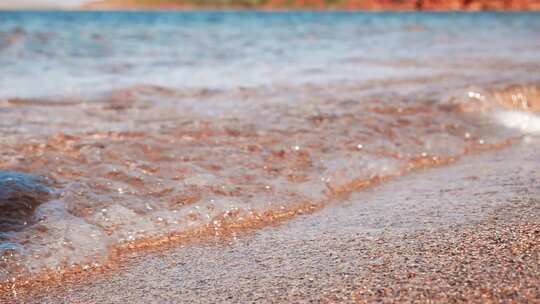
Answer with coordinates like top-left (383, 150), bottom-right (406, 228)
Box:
top-left (85, 0), bottom-right (540, 10)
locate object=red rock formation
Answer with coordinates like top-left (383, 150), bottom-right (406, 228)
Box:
top-left (85, 0), bottom-right (540, 10)
top-left (420, 0), bottom-right (462, 10)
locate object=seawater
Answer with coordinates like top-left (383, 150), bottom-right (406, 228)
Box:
top-left (1, 12), bottom-right (539, 98)
top-left (0, 12), bottom-right (539, 282)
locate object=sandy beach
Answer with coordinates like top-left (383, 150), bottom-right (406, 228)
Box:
top-left (4, 138), bottom-right (536, 303)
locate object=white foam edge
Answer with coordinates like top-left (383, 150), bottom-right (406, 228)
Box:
top-left (492, 110), bottom-right (540, 135)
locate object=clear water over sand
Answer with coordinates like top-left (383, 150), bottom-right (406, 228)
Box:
top-left (0, 12), bottom-right (539, 282)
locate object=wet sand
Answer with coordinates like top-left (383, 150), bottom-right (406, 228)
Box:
top-left (9, 138), bottom-right (538, 303)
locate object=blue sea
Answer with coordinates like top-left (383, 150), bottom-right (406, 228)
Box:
top-left (0, 12), bottom-right (539, 98)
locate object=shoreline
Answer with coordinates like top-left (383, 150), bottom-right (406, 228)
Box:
top-left (4, 138), bottom-right (539, 303)
top-left (0, 139), bottom-right (496, 299)
top-left (0, 77), bottom-right (537, 298)
top-left (0, 11), bottom-right (538, 303)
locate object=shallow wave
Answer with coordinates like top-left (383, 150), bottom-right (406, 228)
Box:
top-left (489, 85), bottom-right (540, 134)
top-left (0, 81), bottom-right (538, 284)
top-left (451, 84), bottom-right (540, 134)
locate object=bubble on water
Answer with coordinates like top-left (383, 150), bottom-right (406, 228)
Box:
top-left (467, 91), bottom-right (486, 101)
